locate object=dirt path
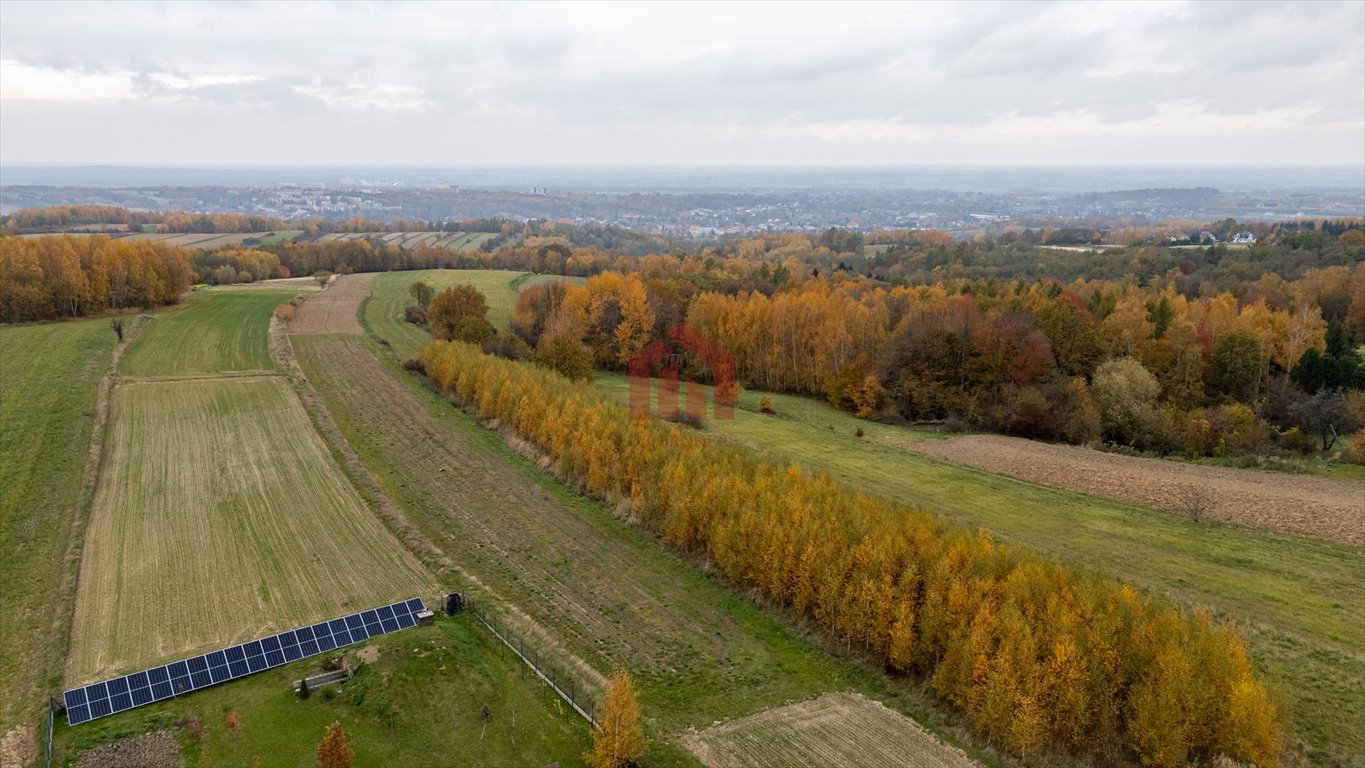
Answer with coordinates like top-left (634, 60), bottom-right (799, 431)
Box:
top-left (901, 435), bottom-right (1364, 547)
top-left (287, 273), bottom-right (374, 335)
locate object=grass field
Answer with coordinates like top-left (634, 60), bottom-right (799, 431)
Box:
top-left (682, 692), bottom-right (976, 768)
top-left (120, 290), bottom-right (300, 377)
top-left (365, 269), bottom-right (573, 360)
top-left (53, 615), bottom-right (591, 767)
top-left (66, 376), bottom-right (435, 684)
top-left (596, 373), bottom-right (1365, 765)
top-left (0, 319), bottom-right (115, 746)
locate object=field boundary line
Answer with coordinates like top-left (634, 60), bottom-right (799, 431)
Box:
top-left (46, 317), bottom-right (144, 703)
top-left (115, 369), bottom-right (285, 384)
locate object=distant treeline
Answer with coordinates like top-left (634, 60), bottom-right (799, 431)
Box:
top-left (0, 235), bottom-right (193, 322)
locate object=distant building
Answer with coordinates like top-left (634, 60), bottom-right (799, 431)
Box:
top-left (1199, 231), bottom-right (1218, 244)
top-left (1232, 231), bottom-right (1257, 244)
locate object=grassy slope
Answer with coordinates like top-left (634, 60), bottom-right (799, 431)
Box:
top-left (53, 615), bottom-right (590, 768)
top-left (119, 290), bottom-right (300, 376)
top-left (67, 377), bottom-right (435, 683)
top-left (366, 269), bottom-right (570, 360)
top-left (595, 373), bottom-right (1365, 765)
top-left (0, 319), bottom-right (114, 737)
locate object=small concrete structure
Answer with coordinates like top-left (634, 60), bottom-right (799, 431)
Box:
top-left (416, 609), bottom-right (435, 626)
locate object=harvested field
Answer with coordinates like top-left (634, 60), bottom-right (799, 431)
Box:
top-left (66, 376), bottom-right (434, 684)
top-left (120, 291), bottom-right (298, 376)
top-left (286, 272), bottom-right (374, 335)
top-left (904, 434), bottom-right (1365, 546)
top-left (682, 692), bottom-right (978, 768)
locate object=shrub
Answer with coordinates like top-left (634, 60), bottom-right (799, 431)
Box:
top-left (758, 395), bottom-right (776, 414)
top-left (1345, 430), bottom-right (1365, 465)
top-left (403, 304), bottom-right (427, 326)
top-left (402, 358), bottom-right (426, 374)
top-left (274, 303), bottom-right (295, 321)
top-left (298, 677), bottom-right (311, 699)
top-left (855, 427), bottom-right (865, 438)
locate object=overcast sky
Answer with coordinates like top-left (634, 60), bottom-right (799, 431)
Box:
top-left (1, 0), bottom-right (1362, 167)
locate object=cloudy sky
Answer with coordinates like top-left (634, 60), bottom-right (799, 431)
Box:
top-left (1, 0), bottom-right (1362, 167)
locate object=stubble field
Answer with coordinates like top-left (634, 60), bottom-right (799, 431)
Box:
top-left (681, 692), bottom-right (979, 768)
top-left (66, 376), bottom-right (435, 685)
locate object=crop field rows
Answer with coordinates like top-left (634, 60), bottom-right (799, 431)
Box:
top-left (121, 231), bottom-right (304, 249)
top-left (315, 231), bottom-right (496, 251)
top-left (66, 376), bottom-right (435, 685)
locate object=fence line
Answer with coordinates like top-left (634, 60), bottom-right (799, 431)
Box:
top-left (467, 601), bottom-right (596, 726)
top-left (44, 695), bottom-right (54, 768)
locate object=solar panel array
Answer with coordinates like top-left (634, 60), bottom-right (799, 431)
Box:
top-left (64, 597), bottom-right (426, 726)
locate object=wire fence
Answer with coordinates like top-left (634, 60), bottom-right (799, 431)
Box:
top-left (466, 600), bottom-right (597, 726)
top-left (44, 695), bottom-right (54, 768)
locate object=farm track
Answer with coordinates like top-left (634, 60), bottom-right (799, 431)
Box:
top-left (682, 692), bottom-right (977, 768)
top-left (902, 434), bottom-right (1364, 547)
top-left (287, 273), bottom-right (374, 335)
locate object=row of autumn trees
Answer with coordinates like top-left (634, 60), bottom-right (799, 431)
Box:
top-left (506, 263), bottom-right (1365, 457)
top-left (0, 235), bottom-right (193, 322)
top-left (416, 339), bottom-right (1283, 767)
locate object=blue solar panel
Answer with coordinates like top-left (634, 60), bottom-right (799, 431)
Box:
top-left (63, 598), bottom-right (426, 725)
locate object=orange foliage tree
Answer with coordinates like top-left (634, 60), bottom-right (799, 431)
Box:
top-left (419, 339), bottom-right (1286, 767)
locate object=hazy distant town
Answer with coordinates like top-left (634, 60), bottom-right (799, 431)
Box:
top-left (2, 166), bottom-right (1362, 239)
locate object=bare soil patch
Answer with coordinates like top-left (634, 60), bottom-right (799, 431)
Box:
top-left (0, 725), bottom-right (36, 768)
top-left (902, 435), bottom-right (1364, 546)
top-left (74, 729), bottom-right (179, 768)
top-left (681, 692), bottom-right (978, 768)
top-left (287, 273), bottom-right (375, 335)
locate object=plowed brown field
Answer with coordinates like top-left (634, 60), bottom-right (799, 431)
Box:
top-left (682, 692), bottom-right (978, 768)
top-left (287, 273), bottom-right (374, 335)
top-left (904, 435), bottom-right (1364, 546)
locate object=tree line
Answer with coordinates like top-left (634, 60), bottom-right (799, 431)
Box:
top-left (0, 235), bottom-right (193, 322)
top-left (416, 338), bottom-right (1283, 767)
top-left (503, 263), bottom-right (1364, 459)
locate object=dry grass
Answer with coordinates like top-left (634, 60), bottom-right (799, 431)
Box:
top-left (905, 434), bottom-right (1365, 546)
top-left (682, 692), bottom-right (978, 768)
top-left (66, 376), bottom-right (435, 685)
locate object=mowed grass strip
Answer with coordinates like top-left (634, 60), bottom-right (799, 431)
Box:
top-left (119, 290), bottom-right (299, 377)
top-left (366, 269), bottom-right (576, 360)
top-left (0, 319), bottom-right (114, 735)
top-left (54, 616), bottom-right (590, 768)
top-left (67, 376), bottom-right (435, 684)
top-left (596, 373), bottom-right (1365, 765)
